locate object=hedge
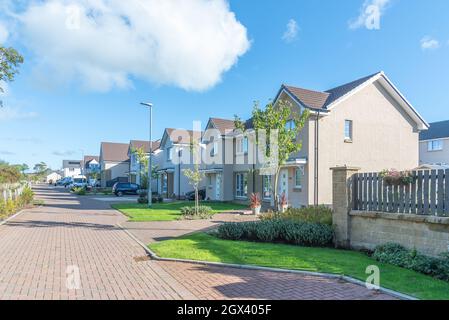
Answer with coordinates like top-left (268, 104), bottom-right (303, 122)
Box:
top-left (217, 220), bottom-right (334, 247)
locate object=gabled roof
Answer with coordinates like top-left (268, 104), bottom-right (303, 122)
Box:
top-left (275, 71), bottom-right (429, 130)
top-left (208, 118), bottom-right (236, 135)
top-left (129, 140), bottom-right (161, 154)
top-left (161, 128), bottom-right (202, 147)
top-left (83, 155), bottom-right (99, 168)
top-left (100, 142), bottom-right (129, 162)
top-left (420, 120), bottom-right (449, 141)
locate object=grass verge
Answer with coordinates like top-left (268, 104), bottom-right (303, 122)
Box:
top-left (149, 232), bottom-right (449, 300)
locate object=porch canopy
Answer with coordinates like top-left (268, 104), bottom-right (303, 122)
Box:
top-left (282, 158), bottom-right (307, 168)
top-left (200, 168), bottom-right (223, 174)
top-left (157, 168), bottom-right (175, 174)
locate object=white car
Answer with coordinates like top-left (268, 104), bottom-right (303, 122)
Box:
top-left (70, 176), bottom-right (88, 189)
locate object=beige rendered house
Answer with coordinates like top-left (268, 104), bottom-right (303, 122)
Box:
top-left (99, 142), bottom-right (130, 187)
top-left (224, 71), bottom-right (428, 207)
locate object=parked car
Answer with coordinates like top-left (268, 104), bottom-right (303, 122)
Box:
top-left (69, 176), bottom-right (88, 190)
top-left (185, 189), bottom-right (206, 201)
top-left (112, 182), bottom-right (140, 197)
top-left (60, 177), bottom-right (73, 188)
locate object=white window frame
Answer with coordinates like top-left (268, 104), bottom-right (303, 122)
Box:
top-left (212, 141), bottom-right (218, 156)
top-left (262, 175), bottom-right (272, 200)
top-left (344, 120), bottom-right (353, 141)
top-left (235, 173), bottom-right (248, 198)
top-left (167, 147), bottom-right (173, 161)
top-left (295, 168), bottom-right (302, 189)
top-left (428, 139), bottom-right (443, 152)
top-left (162, 174), bottom-right (168, 193)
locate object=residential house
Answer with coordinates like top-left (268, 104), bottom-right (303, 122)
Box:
top-left (46, 171), bottom-right (62, 184)
top-left (157, 128), bottom-right (204, 199)
top-left (83, 155), bottom-right (100, 176)
top-left (227, 72), bottom-right (428, 207)
top-left (419, 120), bottom-right (449, 166)
top-left (201, 118), bottom-right (236, 201)
top-left (128, 139), bottom-right (162, 191)
top-left (62, 160), bottom-right (82, 178)
top-left (99, 142), bottom-right (130, 187)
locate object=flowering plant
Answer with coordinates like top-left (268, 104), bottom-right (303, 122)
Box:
top-left (380, 169), bottom-right (415, 186)
top-left (249, 193), bottom-right (261, 209)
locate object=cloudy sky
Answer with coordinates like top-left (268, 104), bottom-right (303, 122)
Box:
top-left (1, 0), bottom-right (449, 169)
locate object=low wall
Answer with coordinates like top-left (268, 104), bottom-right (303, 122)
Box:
top-left (350, 211), bottom-right (449, 257)
top-left (331, 166), bottom-right (449, 257)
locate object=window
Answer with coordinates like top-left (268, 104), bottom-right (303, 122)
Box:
top-left (162, 175), bottom-right (168, 193)
top-left (211, 141), bottom-right (218, 156)
top-left (208, 175), bottom-right (212, 186)
top-left (428, 140), bottom-right (443, 151)
top-left (69, 168), bottom-right (74, 172)
top-left (236, 137), bottom-right (248, 154)
top-left (344, 120), bottom-right (353, 141)
top-left (295, 168), bottom-right (302, 188)
top-left (235, 173), bottom-right (248, 197)
top-left (167, 147), bottom-right (172, 161)
top-left (285, 120), bottom-right (296, 130)
top-left (263, 175), bottom-right (272, 199)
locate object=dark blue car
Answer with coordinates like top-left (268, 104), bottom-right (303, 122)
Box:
top-left (112, 183), bottom-right (140, 197)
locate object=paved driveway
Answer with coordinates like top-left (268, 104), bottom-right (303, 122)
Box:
top-left (0, 186), bottom-right (395, 300)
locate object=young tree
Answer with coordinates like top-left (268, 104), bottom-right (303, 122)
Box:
top-left (0, 46), bottom-right (24, 106)
top-left (132, 146), bottom-right (148, 187)
top-left (235, 100), bottom-right (309, 210)
top-left (183, 142), bottom-right (204, 215)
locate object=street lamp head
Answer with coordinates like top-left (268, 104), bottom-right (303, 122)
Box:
top-left (140, 102), bottom-right (153, 108)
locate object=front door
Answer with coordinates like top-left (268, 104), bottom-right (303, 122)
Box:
top-left (278, 169), bottom-right (288, 199)
top-left (216, 174), bottom-right (222, 200)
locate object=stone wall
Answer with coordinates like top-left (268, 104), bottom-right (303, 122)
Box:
top-left (331, 166), bottom-right (449, 257)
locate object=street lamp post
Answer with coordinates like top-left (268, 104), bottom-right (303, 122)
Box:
top-left (141, 102), bottom-right (153, 207)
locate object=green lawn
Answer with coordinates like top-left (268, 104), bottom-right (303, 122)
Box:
top-left (149, 232), bottom-right (449, 300)
top-left (112, 201), bottom-right (248, 222)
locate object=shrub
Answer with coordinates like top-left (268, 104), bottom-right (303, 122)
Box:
top-left (137, 196), bottom-right (148, 204)
top-left (254, 220), bottom-right (281, 242)
top-left (261, 205), bottom-right (333, 226)
top-left (373, 243), bottom-right (449, 282)
top-left (73, 187), bottom-right (86, 195)
top-left (180, 206), bottom-right (213, 220)
top-left (20, 187), bottom-right (34, 205)
top-left (217, 222), bottom-right (245, 240)
top-left (217, 220), bottom-right (334, 247)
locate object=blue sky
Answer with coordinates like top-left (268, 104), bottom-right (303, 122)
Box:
top-left (1, 0), bottom-right (449, 170)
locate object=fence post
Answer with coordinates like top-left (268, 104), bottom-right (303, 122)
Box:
top-left (331, 166), bottom-right (360, 249)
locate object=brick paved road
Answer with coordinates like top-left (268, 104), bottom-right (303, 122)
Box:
top-left (0, 186), bottom-right (396, 300)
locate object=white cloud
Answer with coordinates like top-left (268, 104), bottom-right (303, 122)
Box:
top-left (349, 0), bottom-right (390, 30)
top-left (6, 0), bottom-right (250, 92)
top-left (0, 106), bottom-right (38, 121)
top-left (282, 19), bottom-right (299, 43)
top-left (0, 150), bottom-right (15, 155)
top-left (421, 37), bottom-right (440, 50)
top-left (0, 21), bottom-right (8, 43)
top-left (52, 150), bottom-right (76, 156)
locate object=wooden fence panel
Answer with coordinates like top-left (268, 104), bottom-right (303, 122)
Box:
top-left (410, 172), bottom-right (417, 214)
top-left (352, 170), bottom-right (449, 216)
top-left (437, 169), bottom-right (444, 215)
top-left (445, 170), bottom-right (449, 216)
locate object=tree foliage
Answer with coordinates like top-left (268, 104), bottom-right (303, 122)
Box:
top-left (0, 161), bottom-right (22, 184)
top-left (0, 46), bottom-right (24, 95)
top-left (235, 100), bottom-right (309, 209)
